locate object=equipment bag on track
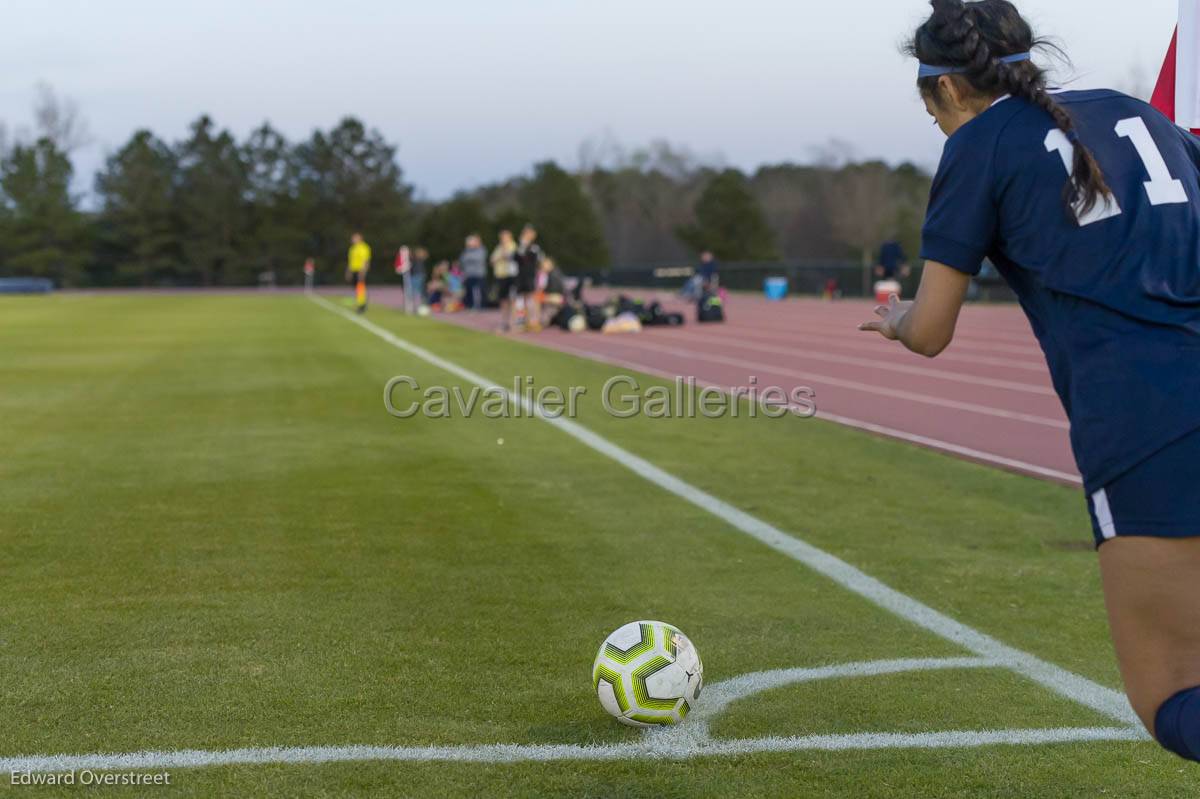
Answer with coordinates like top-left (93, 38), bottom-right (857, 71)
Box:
top-left (698, 292), bottom-right (725, 323)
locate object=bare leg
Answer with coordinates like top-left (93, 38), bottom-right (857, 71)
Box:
top-left (1099, 536), bottom-right (1200, 734)
top-left (524, 294), bottom-right (541, 330)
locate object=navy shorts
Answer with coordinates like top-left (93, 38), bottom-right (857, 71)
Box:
top-left (1087, 427), bottom-right (1200, 548)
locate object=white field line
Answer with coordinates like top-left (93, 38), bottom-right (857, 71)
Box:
top-left (650, 328), bottom-right (1057, 397)
top-left (0, 729), bottom-right (1143, 773)
top-left (583, 335), bottom-right (1070, 430)
top-left (0, 659), bottom-right (1141, 773)
top-left (311, 297), bottom-right (1133, 727)
top-left (543, 343), bottom-right (1083, 485)
top-left (687, 657), bottom-right (995, 730)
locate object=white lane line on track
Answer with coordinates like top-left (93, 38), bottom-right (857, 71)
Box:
top-left (650, 328), bottom-right (1056, 396)
top-left (1, 658), bottom-right (1140, 772)
top-left (542, 343), bottom-right (1083, 485)
top-left (580, 336), bottom-right (1070, 430)
top-left (708, 318), bottom-right (1047, 358)
top-left (311, 297), bottom-right (1131, 727)
top-left (686, 325), bottom-right (1052, 373)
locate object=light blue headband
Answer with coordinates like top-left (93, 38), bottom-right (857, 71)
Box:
top-left (918, 52), bottom-right (1031, 79)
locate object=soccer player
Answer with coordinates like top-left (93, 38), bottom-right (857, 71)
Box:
top-left (860, 0), bottom-right (1200, 763)
top-left (346, 232), bottom-right (371, 314)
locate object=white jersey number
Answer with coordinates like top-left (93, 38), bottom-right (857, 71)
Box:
top-left (1044, 116), bottom-right (1188, 227)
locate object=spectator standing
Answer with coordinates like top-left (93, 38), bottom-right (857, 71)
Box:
top-left (514, 224), bottom-right (545, 332)
top-left (875, 238), bottom-right (911, 280)
top-left (459, 234), bottom-right (488, 310)
top-left (409, 247), bottom-right (429, 312)
top-left (303, 257), bottom-right (316, 293)
top-left (490, 229), bottom-right (519, 332)
top-left (698, 250), bottom-right (719, 291)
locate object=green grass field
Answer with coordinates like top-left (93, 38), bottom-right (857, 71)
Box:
top-left (1, 293), bottom-right (1196, 797)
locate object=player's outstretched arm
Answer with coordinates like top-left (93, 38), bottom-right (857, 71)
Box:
top-left (858, 261), bottom-right (970, 358)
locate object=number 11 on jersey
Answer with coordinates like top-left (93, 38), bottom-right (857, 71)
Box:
top-left (1045, 116), bottom-right (1188, 227)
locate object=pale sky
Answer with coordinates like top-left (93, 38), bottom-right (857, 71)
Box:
top-left (0, 0), bottom-right (1179, 201)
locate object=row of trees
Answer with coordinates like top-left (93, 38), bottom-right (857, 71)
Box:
top-left (0, 91), bottom-right (932, 287)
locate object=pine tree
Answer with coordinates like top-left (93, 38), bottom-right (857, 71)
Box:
top-left (295, 118), bottom-right (416, 282)
top-left (94, 130), bottom-right (179, 285)
top-left (518, 162), bottom-right (609, 271)
top-left (0, 137), bottom-right (86, 285)
top-left (175, 116), bottom-right (248, 285)
top-left (677, 169), bottom-right (778, 261)
top-left (242, 123), bottom-right (307, 283)
top-left (415, 197), bottom-right (491, 263)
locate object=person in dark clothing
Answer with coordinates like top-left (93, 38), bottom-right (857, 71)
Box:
top-left (408, 247), bottom-right (429, 313)
top-left (682, 251), bottom-right (719, 300)
top-left (698, 251), bottom-right (719, 290)
top-left (875, 239), bottom-right (911, 279)
top-left (537, 257), bottom-right (567, 327)
top-left (514, 224), bottom-right (544, 331)
top-left (459, 234), bottom-right (488, 310)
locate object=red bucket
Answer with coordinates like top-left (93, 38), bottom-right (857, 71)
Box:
top-left (874, 279), bottom-right (901, 304)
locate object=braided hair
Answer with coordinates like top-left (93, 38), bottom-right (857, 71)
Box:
top-left (907, 0), bottom-right (1111, 215)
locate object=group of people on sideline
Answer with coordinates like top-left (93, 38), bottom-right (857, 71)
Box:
top-left (336, 225), bottom-right (567, 331)
top-left (489, 225), bottom-right (565, 332)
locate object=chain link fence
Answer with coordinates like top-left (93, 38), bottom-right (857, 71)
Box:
top-left (591, 260), bottom-right (1015, 302)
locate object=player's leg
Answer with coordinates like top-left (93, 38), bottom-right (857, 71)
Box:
top-left (527, 291), bottom-right (542, 331)
top-left (1099, 537), bottom-right (1200, 760)
top-left (1091, 429), bottom-right (1200, 760)
top-left (496, 278), bottom-right (511, 331)
top-left (355, 273), bottom-right (367, 313)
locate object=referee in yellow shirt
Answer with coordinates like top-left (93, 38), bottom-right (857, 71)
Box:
top-left (346, 232), bottom-right (371, 314)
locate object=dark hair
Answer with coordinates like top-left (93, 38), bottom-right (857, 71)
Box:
top-left (907, 0), bottom-right (1111, 215)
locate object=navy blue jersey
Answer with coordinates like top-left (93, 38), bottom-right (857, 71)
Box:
top-left (878, 241), bottom-right (907, 277)
top-left (921, 89), bottom-right (1200, 490)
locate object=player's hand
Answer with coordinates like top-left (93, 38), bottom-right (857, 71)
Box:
top-left (858, 294), bottom-right (912, 341)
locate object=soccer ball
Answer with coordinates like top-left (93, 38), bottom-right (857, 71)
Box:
top-left (592, 620), bottom-right (703, 727)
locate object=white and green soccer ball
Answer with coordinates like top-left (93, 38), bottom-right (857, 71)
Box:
top-left (592, 620), bottom-right (703, 727)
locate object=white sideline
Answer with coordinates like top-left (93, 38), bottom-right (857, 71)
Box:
top-left (0, 659), bottom-right (1141, 773)
top-left (310, 297), bottom-right (1134, 727)
top-left (0, 729), bottom-right (1143, 774)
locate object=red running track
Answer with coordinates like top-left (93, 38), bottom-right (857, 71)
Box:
top-left (370, 287), bottom-right (1079, 486)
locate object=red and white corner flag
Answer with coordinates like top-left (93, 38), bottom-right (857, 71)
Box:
top-left (1152, 1), bottom-right (1200, 132)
